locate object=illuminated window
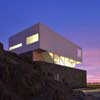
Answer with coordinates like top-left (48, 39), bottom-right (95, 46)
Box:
top-left (54, 54), bottom-right (59, 64)
top-left (26, 33), bottom-right (39, 45)
top-left (65, 57), bottom-right (71, 67)
top-left (76, 61), bottom-right (81, 64)
top-left (34, 50), bottom-right (81, 68)
top-left (59, 56), bottom-right (65, 66)
top-left (42, 52), bottom-right (53, 63)
top-left (9, 43), bottom-right (22, 51)
top-left (49, 52), bottom-right (53, 59)
top-left (50, 52), bottom-right (81, 67)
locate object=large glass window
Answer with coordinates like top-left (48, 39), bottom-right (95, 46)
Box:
top-left (26, 33), bottom-right (39, 45)
top-left (49, 52), bottom-right (53, 59)
top-left (49, 52), bottom-right (81, 67)
top-left (42, 52), bottom-right (53, 63)
top-left (34, 51), bottom-right (81, 68)
top-left (9, 43), bottom-right (22, 51)
top-left (54, 54), bottom-right (59, 64)
top-left (65, 57), bottom-right (71, 67)
top-left (59, 56), bottom-right (65, 66)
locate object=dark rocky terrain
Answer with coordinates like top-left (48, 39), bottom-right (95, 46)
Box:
top-left (0, 42), bottom-right (79, 100)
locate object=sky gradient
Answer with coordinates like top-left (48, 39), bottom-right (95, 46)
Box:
top-left (0, 0), bottom-right (100, 83)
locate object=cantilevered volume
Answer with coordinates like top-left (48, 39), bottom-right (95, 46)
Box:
top-left (9, 23), bottom-right (82, 68)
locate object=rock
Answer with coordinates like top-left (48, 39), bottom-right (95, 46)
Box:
top-left (0, 47), bottom-right (74, 100)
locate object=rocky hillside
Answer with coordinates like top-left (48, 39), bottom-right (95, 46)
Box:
top-left (0, 42), bottom-right (77, 100)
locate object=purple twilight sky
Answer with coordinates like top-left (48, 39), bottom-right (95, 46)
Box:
top-left (0, 0), bottom-right (100, 82)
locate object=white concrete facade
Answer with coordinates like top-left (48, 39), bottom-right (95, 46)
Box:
top-left (9, 23), bottom-right (82, 62)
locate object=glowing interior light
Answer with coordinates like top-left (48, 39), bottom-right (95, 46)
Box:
top-left (26, 33), bottom-right (39, 45)
top-left (49, 52), bottom-right (53, 58)
top-left (54, 54), bottom-right (60, 64)
top-left (33, 51), bottom-right (81, 68)
top-left (9, 43), bottom-right (22, 51)
top-left (70, 59), bottom-right (74, 63)
top-left (52, 54), bottom-right (81, 67)
top-left (76, 61), bottom-right (81, 64)
top-left (59, 56), bottom-right (65, 66)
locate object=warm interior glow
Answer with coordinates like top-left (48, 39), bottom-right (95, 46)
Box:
top-left (42, 52), bottom-right (53, 63)
top-left (48, 52), bottom-right (81, 67)
top-left (49, 52), bottom-right (53, 58)
top-left (33, 51), bottom-right (81, 68)
top-left (54, 54), bottom-right (59, 64)
top-left (26, 33), bottom-right (39, 45)
top-left (9, 43), bottom-right (22, 51)
top-left (59, 56), bottom-right (65, 66)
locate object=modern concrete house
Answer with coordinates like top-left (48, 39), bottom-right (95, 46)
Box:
top-left (9, 23), bottom-right (82, 68)
top-left (8, 23), bottom-right (86, 88)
